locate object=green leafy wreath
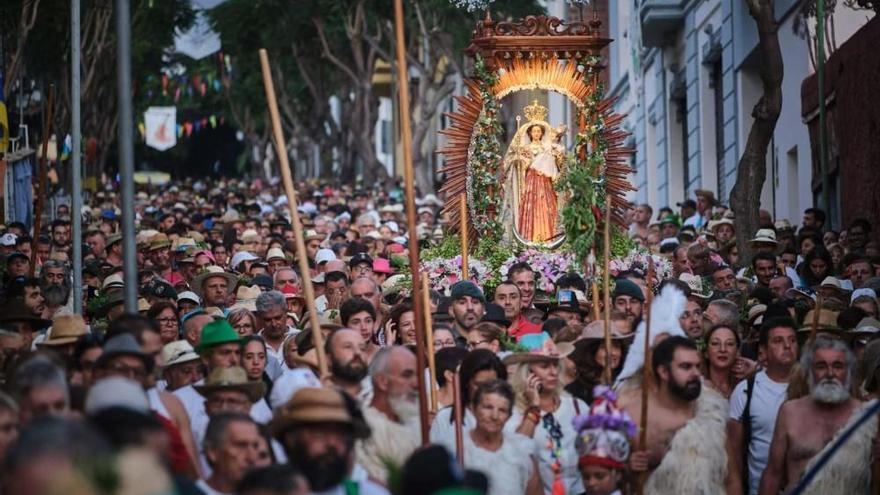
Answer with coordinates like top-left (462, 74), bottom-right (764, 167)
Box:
top-left (466, 56), bottom-right (504, 241)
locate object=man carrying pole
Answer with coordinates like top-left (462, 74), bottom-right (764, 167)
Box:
top-left (615, 285), bottom-right (734, 493)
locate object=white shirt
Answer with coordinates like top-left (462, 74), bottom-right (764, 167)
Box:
top-left (505, 395), bottom-right (588, 495)
top-left (430, 406), bottom-right (476, 451)
top-left (195, 479), bottom-right (231, 495)
top-left (729, 370), bottom-right (789, 495)
top-left (463, 431), bottom-right (534, 495)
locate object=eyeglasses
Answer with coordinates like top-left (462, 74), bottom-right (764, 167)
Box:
top-left (466, 339), bottom-right (489, 350)
top-left (433, 339), bottom-right (456, 349)
top-left (156, 317), bottom-right (178, 325)
top-left (107, 363), bottom-right (147, 379)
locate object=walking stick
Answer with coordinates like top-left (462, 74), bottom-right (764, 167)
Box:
top-left (31, 84), bottom-right (55, 276)
top-left (602, 200), bottom-right (612, 384)
top-left (460, 193), bottom-right (469, 280)
top-left (636, 261), bottom-right (654, 494)
top-left (589, 249), bottom-right (601, 323)
top-left (393, 0), bottom-right (431, 445)
top-left (258, 50), bottom-right (328, 379)
top-left (807, 294), bottom-right (824, 345)
top-left (423, 276), bottom-right (438, 412)
top-left (452, 371), bottom-right (465, 468)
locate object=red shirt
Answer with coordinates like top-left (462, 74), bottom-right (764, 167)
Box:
top-left (508, 315), bottom-right (542, 341)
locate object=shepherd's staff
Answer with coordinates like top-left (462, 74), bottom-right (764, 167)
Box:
top-left (393, 0), bottom-right (431, 445)
top-left (807, 294), bottom-right (824, 344)
top-left (30, 84), bottom-right (55, 277)
top-left (258, 50), bottom-right (328, 379)
top-left (589, 249), bottom-right (600, 323)
top-left (636, 260), bottom-right (655, 494)
top-left (452, 371), bottom-right (465, 468)
top-left (423, 276), bottom-right (438, 412)
top-left (460, 193), bottom-right (469, 280)
top-left (602, 199), bottom-right (613, 384)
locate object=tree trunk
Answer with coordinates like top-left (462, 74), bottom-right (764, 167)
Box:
top-left (729, 0), bottom-right (783, 265)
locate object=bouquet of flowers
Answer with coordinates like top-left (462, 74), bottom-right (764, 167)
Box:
top-left (420, 256), bottom-right (491, 295)
top-left (606, 249), bottom-right (673, 281)
top-left (499, 248), bottom-right (581, 294)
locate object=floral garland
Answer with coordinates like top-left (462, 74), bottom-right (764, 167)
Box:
top-left (466, 56), bottom-right (504, 241)
top-left (449, 0), bottom-right (493, 12)
top-left (499, 248), bottom-right (581, 294)
top-left (556, 55), bottom-right (610, 264)
top-left (607, 249), bottom-right (674, 281)
top-left (420, 256), bottom-right (491, 296)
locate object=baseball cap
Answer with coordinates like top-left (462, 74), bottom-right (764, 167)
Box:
top-left (349, 252), bottom-right (373, 268)
top-left (316, 248), bottom-right (337, 265)
top-left (0, 233), bottom-right (17, 247)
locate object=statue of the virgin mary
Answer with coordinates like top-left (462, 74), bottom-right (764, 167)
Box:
top-left (500, 100), bottom-right (567, 245)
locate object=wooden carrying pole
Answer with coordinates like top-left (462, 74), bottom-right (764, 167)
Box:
top-left (807, 294), bottom-right (824, 344)
top-left (460, 193), bottom-right (469, 280)
top-left (30, 84), bottom-right (55, 276)
top-left (602, 200), bottom-right (612, 384)
top-left (393, 0), bottom-right (431, 445)
top-left (259, 49), bottom-right (328, 379)
top-left (589, 249), bottom-right (601, 322)
top-left (637, 261), bottom-right (654, 494)
top-left (423, 276), bottom-right (438, 412)
top-left (452, 371), bottom-right (465, 468)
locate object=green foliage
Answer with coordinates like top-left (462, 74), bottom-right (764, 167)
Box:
top-left (421, 235), bottom-right (462, 260)
top-left (557, 55), bottom-right (610, 264)
top-left (468, 56), bottom-right (505, 241)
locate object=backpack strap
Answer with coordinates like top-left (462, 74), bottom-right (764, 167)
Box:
top-left (739, 374), bottom-right (757, 488)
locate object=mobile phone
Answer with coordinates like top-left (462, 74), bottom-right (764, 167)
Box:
top-left (557, 289), bottom-right (574, 304)
top-left (537, 383), bottom-right (544, 393)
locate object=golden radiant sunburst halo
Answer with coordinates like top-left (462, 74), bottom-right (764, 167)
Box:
top-left (493, 59), bottom-right (593, 106)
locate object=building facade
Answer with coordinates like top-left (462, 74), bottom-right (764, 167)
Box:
top-left (607, 0), bottom-right (872, 227)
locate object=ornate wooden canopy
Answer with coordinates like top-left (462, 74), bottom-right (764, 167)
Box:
top-left (466, 13), bottom-right (612, 68)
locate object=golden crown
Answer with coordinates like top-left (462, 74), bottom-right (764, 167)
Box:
top-left (523, 100), bottom-right (548, 122)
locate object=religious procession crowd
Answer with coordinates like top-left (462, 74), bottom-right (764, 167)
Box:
top-left (0, 179), bottom-right (878, 495)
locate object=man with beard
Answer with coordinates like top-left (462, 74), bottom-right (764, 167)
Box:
top-left (326, 328), bottom-right (369, 401)
top-left (728, 317), bottom-right (798, 495)
top-left (271, 387), bottom-right (388, 494)
top-left (493, 281), bottom-right (541, 340)
top-left (356, 346), bottom-right (421, 485)
top-left (759, 336), bottom-right (878, 494)
top-left (447, 281), bottom-right (485, 345)
top-left (623, 336), bottom-right (732, 493)
top-left (612, 278), bottom-right (644, 332)
top-left (678, 298), bottom-right (704, 339)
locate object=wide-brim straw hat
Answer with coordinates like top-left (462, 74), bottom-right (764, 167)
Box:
top-left (270, 387), bottom-right (366, 438)
top-left (191, 267), bottom-right (239, 297)
top-left (798, 309), bottom-right (841, 333)
top-left (502, 335), bottom-right (575, 365)
top-left (38, 314), bottom-right (88, 347)
top-left (578, 321), bottom-right (629, 341)
top-left (194, 367), bottom-right (265, 403)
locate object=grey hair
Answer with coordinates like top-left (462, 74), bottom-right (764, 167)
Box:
top-left (12, 355), bottom-right (69, 402)
top-left (4, 416), bottom-right (110, 471)
top-left (369, 346), bottom-right (394, 379)
top-left (272, 267), bottom-right (298, 284)
top-left (42, 284), bottom-right (70, 307)
top-left (256, 290), bottom-right (286, 314)
top-left (801, 335), bottom-right (857, 382)
top-left (707, 299), bottom-right (740, 328)
top-left (203, 411), bottom-right (255, 455)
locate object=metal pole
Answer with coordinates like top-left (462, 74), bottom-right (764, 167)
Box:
top-left (71, 0), bottom-right (83, 314)
top-left (816, 0), bottom-right (830, 227)
top-left (115, 0), bottom-right (137, 312)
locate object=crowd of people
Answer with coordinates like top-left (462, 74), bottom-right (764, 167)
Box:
top-left (0, 179), bottom-right (878, 495)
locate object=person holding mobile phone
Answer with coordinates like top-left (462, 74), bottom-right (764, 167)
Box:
top-left (504, 334), bottom-right (587, 495)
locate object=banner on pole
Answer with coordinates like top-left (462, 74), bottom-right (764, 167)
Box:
top-left (144, 106), bottom-right (177, 151)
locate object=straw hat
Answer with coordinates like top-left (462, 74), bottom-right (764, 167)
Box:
top-left (266, 248), bottom-right (286, 262)
top-left (678, 273), bottom-right (713, 300)
top-left (191, 266), bottom-right (239, 297)
top-left (304, 230), bottom-right (323, 242)
top-left (579, 321), bottom-right (628, 341)
top-left (270, 387), bottom-right (367, 438)
top-left (749, 229), bottom-right (777, 245)
top-left (161, 340), bottom-right (200, 368)
top-left (798, 309), bottom-right (841, 333)
top-left (230, 285), bottom-right (261, 312)
top-left (194, 367), bottom-right (265, 403)
top-left (38, 315), bottom-right (88, 347)
top-left (148, 233), bottom-right (172, 251)
top-left (502, 333), bottom-right (575, 365)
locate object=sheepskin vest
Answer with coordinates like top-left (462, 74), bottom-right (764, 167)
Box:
top-left (644, 387), bottom-right (729, 495)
